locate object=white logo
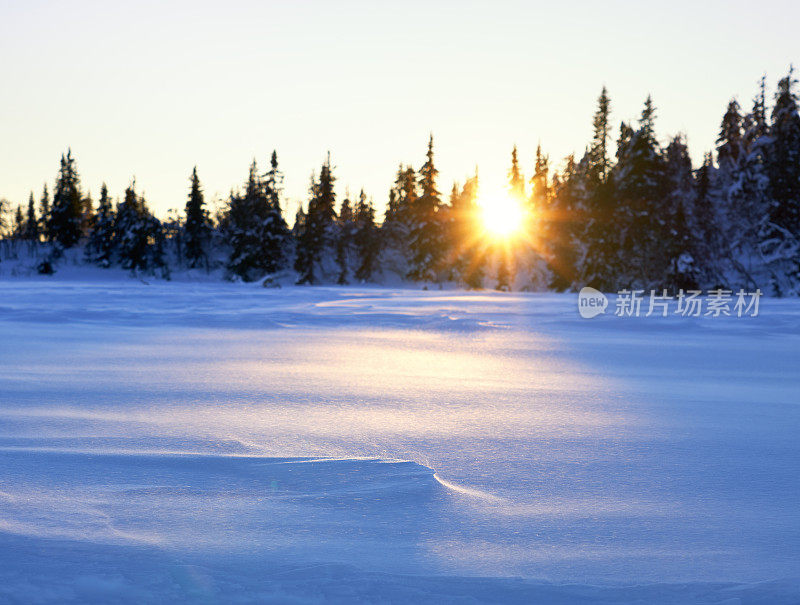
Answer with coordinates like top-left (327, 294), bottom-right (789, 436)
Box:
top-left (578, 287), bottom-right (608, 318)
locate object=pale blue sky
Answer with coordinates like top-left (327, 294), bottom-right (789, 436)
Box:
top-left (1, 0), bottom-right (797, 219)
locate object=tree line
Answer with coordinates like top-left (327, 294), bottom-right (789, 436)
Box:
top-left (2, 68), bottom-right (799, 294)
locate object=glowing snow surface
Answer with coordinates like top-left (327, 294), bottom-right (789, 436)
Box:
top-left (1, 279), bottom-right (800, 603)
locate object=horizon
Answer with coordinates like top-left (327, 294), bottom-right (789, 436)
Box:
top-left (2, 1), bottom-right (799, 220)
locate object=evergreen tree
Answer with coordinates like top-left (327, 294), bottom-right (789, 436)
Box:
top-left (335, 193), bottom-right (354, 284)
top-left (382, 164), bottom-right (417, 263)
top-left (114, 181), bottom-right (166, 274)
top-left (85, 183), bottom-right (115, 267)
top-left (295, 155), bottom-right (337, 284)
top-left (692, 152), bottom-right (723, 284)
top-left (292, 202), bottom-right (310, 279)
top-left (549, 154), bottom-right (587, 290)
top-left (611, 97), bottom-right (668, 287)
top-left (39, 184), bottom-right (50, 242)
top-left (226, 160), bottom-right (288, 281)
top-left (446, 173), bottom-right (484, 288)
top-left (716, 99), bottom-right (743, 176)
top-left (24, 193), bottom-right (39, 241)
top-left (528, 144), bottom-right (553, 284)
top-left (48, 149), bottom-right (83, 248)
top-left (183, 166), bottom-right (211, 268)
top-left (12, 205), bottom-right (24, 239)
top-left (580, 91), bottom-right (618, 290)
top-left (662, 135), bottom-right (701, 290)
top-left (588, 86), bottom-right (612, 183)
top-left (81, 192), bottom-right (94, 238)
top-left (508, 145), bottom-right (525, 200)
top-left (754, 68), bottom-right (800, 293)
top-left (766, 68), bottom-right (800, 239)
top-left (407, 135), bottom-right (444, 282)
top-left (261, 151), bottom-right (291, 270)
top-left (353, 190), bottom-right (380, 282)
top-left (530, 144), bottom-right (550, 209)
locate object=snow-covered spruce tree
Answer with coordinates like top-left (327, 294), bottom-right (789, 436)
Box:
top-left (24, 193), bottom-right (39, 241)
top-left (80, 192), bottom-right (94, 240)
top-left (761, 69), bottom-right (800, 294)
top-left (407, 136), bottom-right (445, 283)
top-left (692, 152), bottom-right (725, 286)
top-left (577, 88), bottom-right (616, 291)
top-left (292, 203), bottom-right (309, 278)
top-left (381, 165), bottom-right (417, 276)
top-left (716, 99), bottom-right (744, 182)
top-left (85, 183), bottom-right (115, 267)
top-left (39, 184), bottom-right (50, 242)
top-left (353, 190), bottom-right (380, 282)
top-left (262, 151), bottom-right (291, 271)
top-left (718, 72), bottom-right (800, 294)
top-left (525, 144), bottom-right (556, 290)
top-left (547, 153), bottom-right (586, 290)
top-left (12, 205), bottom-right (24, 239)
top-left (443, 175), bottom-right (481, 287)
top-left (114, 182), bottom-right (166, 275)
top-left (610, 97), bottom-right (669, 289)
top-left (294, 155), bottom-right (337, 284)
top-left (714, 92), bottom-right (762, 289)
top-left (335, 193), bottom-right (355, 284)
top-left (589, 86), bottom-right (612, 183)
top-left (183, 167), bottom-right (211, 269)
top-left (661, 135), bottom-right (703, 290)
top-left (225, 160), bottom-right (289, 281)
top-left (47, 149), bottom-right (84, 248)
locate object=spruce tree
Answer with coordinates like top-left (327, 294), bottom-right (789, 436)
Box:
top-left (353, 190), bottom-right (380, 282)
top-left (85, 183), bottom-right (115, 267)
top-left (508, 145), bottom-right (525, 200)
top-left (530, 144), bottom-right (550, 208)
top-left (407, 135), bottom-right (444, 282)
top-left (456, 174), bottom-right (485, 288)
top-left (184, 166), bottom-right (211, 268)
top-left (295, 155), bottom-right (337, 284)
top-left (381, 165), bottom-right (417, 275)
top-left (717, 99), bottom-right (743, 175)
top-left (336, 193), bottom-right (354, 284)
top-left (81, 192), bottom-right (94, 238)
top-left (226, 160), bottom-right (286, 280)
top-left (692, 152), bottom-right (723, 284)
top-left (756, 68), bottom-right (800, 293)
top-left (48, 149), bottom-right (83, 248)
top-left (548, 154), bottom-right (586, 290)
top-left (611, 97), bottom-right (668, 288)
top-left (39, 184), bottom-right (50, 242)
top-left (13, 205), bottom-right (24, 239)
top-left (767, 69), bottom-right (800, 239)
top-left (588, 86), bottom-right (612, 183)
top-left (261, 151), bottom-right (291, 271)
top-left (24, 193), bottom-right (39, 241)
top-left (580, 90), bottom-right (618, 291)
top-left (662, 136), bottom-right (701, 290)
top-left (114, 181), bottom-right (165, 274)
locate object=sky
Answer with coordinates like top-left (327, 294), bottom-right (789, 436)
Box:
top-left (1, 0), bottom-right (798, 220)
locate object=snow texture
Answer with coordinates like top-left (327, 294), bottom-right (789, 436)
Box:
top-left (1, 276), bottom-right (799, 603)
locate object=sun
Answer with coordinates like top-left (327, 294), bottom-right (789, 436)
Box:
top-left (478, 190), bottom-right (526, 239)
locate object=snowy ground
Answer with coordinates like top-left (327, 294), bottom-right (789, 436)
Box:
top-left (1, 276), bottom-right (800, 603)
